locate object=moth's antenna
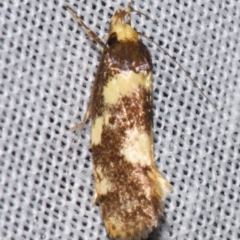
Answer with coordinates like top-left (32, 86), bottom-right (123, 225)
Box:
top-left (63, 5), bottom-right (106, 49)
top-left (140, 33), bottom-right (217, 110)
top-left (129, 8), bottom-right (158, 27)
top-left (129, 7), bottom-right (217, 110)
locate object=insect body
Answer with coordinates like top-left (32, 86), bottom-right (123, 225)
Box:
top-left (65, 5), bottom-right (172, 240)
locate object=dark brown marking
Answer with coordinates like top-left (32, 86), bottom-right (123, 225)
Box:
top-left (107, 32), bottom-right (118, 46)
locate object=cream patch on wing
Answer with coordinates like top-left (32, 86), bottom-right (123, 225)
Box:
top-left (120, 128), bottom-right (154, 166)
top-left (103, 71), bottom-right (152, 105)
top-left (92, 112), bottom-right (111, 145)
top-left (95, 166), bottom-right (113, 195)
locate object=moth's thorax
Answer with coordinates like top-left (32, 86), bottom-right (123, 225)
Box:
top-left (109, 8), bottom-right (138, 42)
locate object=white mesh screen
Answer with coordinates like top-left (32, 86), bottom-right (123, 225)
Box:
top-left (1, 0), bottom-right (239, 239)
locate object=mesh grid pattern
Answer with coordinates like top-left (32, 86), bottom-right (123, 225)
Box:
top-left (1, 0), bottom-right (239, 239)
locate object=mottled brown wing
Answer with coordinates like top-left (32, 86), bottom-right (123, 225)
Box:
top-left (90, 40), bottom-right (171, 240)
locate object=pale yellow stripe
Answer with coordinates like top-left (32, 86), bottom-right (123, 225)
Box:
top-left (103, 71), bottom-right (152, 105)
top-left (92, 117), bottom-right (103, 145)
top-left (92, 112), bottom-right (111, 145)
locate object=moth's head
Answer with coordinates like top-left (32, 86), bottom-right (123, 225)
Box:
top-left (107, 8), bottom-right (138, 46)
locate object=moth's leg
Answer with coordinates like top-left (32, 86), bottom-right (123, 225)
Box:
top-left (70, 106), bottom-right (91, 131)
top-left (70, 87), bottom-right (93, 131)
top-left (63, 5), bottom-right (105, 48)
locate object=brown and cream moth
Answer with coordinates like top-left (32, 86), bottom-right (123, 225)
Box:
top-left (64, 4), bottom-right (172, 240)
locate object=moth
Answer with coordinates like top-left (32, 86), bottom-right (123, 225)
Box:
top-left (64, 3), bottom-right (172, 240)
